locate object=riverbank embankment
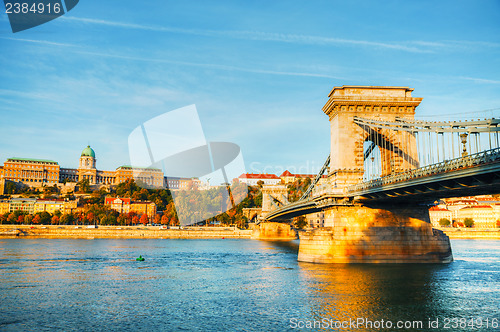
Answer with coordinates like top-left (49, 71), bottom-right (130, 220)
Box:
top-left (436, 227), bottom-right (500, 239)
top-left (0, 225), bottom-right (252, 239)
top-left (1, 225), bottom-right (498, 240)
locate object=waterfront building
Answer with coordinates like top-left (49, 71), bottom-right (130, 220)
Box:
top-left (2, 198), bottom-right (78, 215)
top-left (9, 198), bottom-right (37, 214)
top-left (0, 200), bottom-right (10, 214)
top-left (429, 206), bottom-right (453, 225)
top-left (34, 199), bottom-right (78, 215)
top-left (458, 205), bottom-right (497, 228)
top-left (237, 173), bottom-right (281, 186)
top-left (429, 195), bottom-right (500, 228)
top-left (104, 197), bottom-right (157, 219)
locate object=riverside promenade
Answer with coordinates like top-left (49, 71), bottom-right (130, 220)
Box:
top-left (0, 225), bottom-right (253, 239)
top-left (0, 225), bottom-right (498, 240)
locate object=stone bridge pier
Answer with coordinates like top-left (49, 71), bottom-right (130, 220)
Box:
top-left (298, 204), bottom-right (452, 263)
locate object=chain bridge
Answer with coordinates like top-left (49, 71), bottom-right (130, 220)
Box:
top-left (259, 86), bottom-right (500, 264)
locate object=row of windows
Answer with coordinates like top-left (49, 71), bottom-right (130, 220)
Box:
top-left (6, 171), bottom-right (56, 176)
top-left (7, 164), bottom-right (58, 170)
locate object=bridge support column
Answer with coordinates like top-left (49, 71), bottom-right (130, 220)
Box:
top-left (252, 222), bottom-right (297, 240)
top-left (298, 205), bottom-right (452, 263)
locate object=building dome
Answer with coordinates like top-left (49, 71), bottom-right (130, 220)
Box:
top-left (81, 145), bottom-right (96, 158)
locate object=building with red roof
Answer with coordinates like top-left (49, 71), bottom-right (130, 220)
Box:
top-left (237, 173), bottom-right (281, 186)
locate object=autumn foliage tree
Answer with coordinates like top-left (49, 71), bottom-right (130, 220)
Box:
top-left (160, 215), bottom-right (169, 225)
top-left (51, 215), bottom-right (60, 225)
top-left (140, 214), bottom-right (148, 225)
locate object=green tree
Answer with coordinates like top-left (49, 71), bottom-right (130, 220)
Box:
top-left (60, 213), bottom-right (74, 225)
top-left (77, 178), bottom-right (91, 193)
top-left (4, 182), bottom-right (17, 194)
top-left (39, 211), bottom-right (51, 224)
top-left (463, 218), bottom-right (475, 228)
top-left (438, 218), bottom-right (451, 227)
top-left (24, 214), bottom-right (33, 224)
top-left (294, 216), bottom-right (307, 229)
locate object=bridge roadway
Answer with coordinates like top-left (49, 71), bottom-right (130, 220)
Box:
top-left (265, 147), bottom-right (500, 221)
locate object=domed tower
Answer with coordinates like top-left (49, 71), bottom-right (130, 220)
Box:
top-left (80, 145), bottom-right (96, 169)
top-left (78, 145), bottom-right (97, 185)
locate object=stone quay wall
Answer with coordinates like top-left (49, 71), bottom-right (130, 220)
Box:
top-left (0, 225), bottom-right (253, 239)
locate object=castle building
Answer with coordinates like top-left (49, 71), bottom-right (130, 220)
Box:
top-left (0, 145), bottom-right (164, 190)
top-left (1, 158), bottom-right (60, 185)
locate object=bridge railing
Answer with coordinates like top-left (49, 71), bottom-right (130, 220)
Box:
top-left (347, 147), bottom-right (500, 194)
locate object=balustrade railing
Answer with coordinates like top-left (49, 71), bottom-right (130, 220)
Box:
top-left (347, 147), bottom-right (500, 193)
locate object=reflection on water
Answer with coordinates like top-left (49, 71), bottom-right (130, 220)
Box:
top-left (0, 239), bottom-right (498, 331)
top-left (298, 262), bottom-right (449, 330)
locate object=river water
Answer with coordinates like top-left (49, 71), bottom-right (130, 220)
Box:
top-left (0, 239), bottom-right (498, 331)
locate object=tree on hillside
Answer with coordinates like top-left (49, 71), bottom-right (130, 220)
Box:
top-left (463, 218), bottom-right (475, 228)
top-left (51, 215), bottom-right (59, 225)
top-left (60, 213), bottom-right (74, 225)
top-left (438, 218), bottom-right (451, 227)
top-left (33, 214), bottom-right (41, 224)
top-left (294, 216), bottom-right (307, 229)
top-left (132, 215), bottom-right (140, 225)
top-left (140, 214), bottom-right (148, 225)
top-left (24, 215), bottom-right (33, 224)
top-left (160, 215), bottom-right (169, 225)
top-left (77, 178), bottom-right (91, 193)
top-left (86, 212), bottom-right (95, 225)
top-left (7, 213), bottom-right (16, 224)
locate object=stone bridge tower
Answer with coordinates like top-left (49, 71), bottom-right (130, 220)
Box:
top-left (261, 185), bottom-right (289, 214)
top-left (297, 86), bottom-right (452, 264)
top-left (322, 86), bottom-right (422, 190)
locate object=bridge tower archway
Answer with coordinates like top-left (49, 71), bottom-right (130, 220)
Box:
top-left (322, 86), bottom-right (422, 190)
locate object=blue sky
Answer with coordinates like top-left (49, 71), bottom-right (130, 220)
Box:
top-left (1, 0), bottom-right (499, 175)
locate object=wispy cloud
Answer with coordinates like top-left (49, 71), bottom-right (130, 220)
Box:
top-left (71, 49), bottom-right (345, 79)
top-left (0, 36), bottom-right (80, 48)
top-left (459, 76), bottom-right (500, 84)
top-left (62, 16), bottom-right (446, 54)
